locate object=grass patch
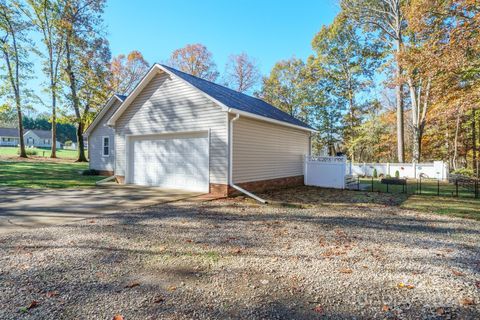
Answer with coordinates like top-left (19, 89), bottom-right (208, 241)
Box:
top-left (0, 160), bottom-right (103, 188)
top-left (401, 195), bottom-right (480, 220)
top-left (0, 146), bottom-right (84, 159)
top-left (260, 186), bottom-right (479, 221)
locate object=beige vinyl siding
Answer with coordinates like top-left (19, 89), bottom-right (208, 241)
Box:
top-left (232, 116), bottom-right (310, 183)
top-left (115, 71), bottom-right (228, 184)
top-left (89, 99), bottom-right (122, 172)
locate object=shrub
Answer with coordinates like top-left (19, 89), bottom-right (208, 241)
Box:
top-left (452, 168), bottom-right (474, 177)
top-left (373, 168), bottom-right (378, 178)
top-left (395, 170), bottom-right (400, 179)
top-left (81, 169), bottom-right (99, 176)
top-left (18, 148), bottom-right (37, 156)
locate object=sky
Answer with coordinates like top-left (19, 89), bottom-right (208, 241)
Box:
top-left (31, 0), bottom-right (340, 113)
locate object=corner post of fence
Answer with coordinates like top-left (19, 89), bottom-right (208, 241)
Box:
top-left (455, 180), bottom-right (458, 197)
top-left (386, 182), bottom-right (389, 193)
top-left (357, 176), bottom-right (360, 191)
top-left (419, 176), bottom-right (422, 194)
top-left (371, 176), bottom-right (374, 192)
top-left (437, 179), bottom-right (440, 196)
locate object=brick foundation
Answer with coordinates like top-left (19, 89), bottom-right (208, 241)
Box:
top-left (209, 183), bottom-right (229, 197)
top-left (112, 175), bottom-right (303, 198)
top-left (97, 170), bottom-right (114, 176)
top-left (228, 175), bottom-right (304, 196)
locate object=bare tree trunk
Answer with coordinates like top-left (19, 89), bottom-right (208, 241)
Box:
top-left (453, 108), bottom-right (462, 170)
top-left (395, 40), bottom-right (405, 162)
top-left (472, 108), bottom-right (477, 175)
top-left (65, 37), bottom-right (87, 162)
top-left (50, 88), bottom-right (57, 158)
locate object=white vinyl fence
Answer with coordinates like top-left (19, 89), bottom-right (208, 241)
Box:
top-left (347, 161), bottom-right (448, 180)
top-left (304, 156), bottom-right (346, 189)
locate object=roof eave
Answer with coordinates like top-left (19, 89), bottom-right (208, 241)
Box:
top-left (227, 108), bottom-right (317, 133)
top-left (85, 95), bottom-right (124, 136)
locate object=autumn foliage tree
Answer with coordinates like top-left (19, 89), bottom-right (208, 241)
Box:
top-left (168, 43), bottom-right (219, 81)
top-left (110, 50), bottom-right (149, 95)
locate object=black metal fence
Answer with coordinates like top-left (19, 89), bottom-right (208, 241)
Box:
top-left (345, 175), bottom-right (480, 199)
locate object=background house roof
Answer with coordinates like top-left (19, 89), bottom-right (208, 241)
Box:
top-left (160, 65), bottom-right (314, 130)
top-left (0, 128), bottom-right (19, 137)
top-left (27, 129), bottom-right (53, 139)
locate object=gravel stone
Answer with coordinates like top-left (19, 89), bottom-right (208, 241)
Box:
top-left (0, 187), bottom-right (479, 319)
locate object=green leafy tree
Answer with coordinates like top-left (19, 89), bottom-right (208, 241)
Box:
top-left (341, 0), bottom-right (407, 162)
top-left (310, 15), bottom-right (383, 158)
top-left (0, 0), bottom-right (33, 157)
top-left (61, 0), bottom-right (109, 162)
top-left (22, 0), bottom-right (66, 158)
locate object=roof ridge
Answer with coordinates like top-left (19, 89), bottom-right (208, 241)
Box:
top-left (159, 64), bottom-right (314, 130)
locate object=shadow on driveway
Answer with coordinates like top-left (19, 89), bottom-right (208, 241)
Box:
top-left (0, 184), bottom-right (201, 234)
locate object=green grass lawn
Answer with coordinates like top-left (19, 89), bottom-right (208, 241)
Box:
top-left (0, 161), bottom-right (103, 188)
top-left (0, 146), bottom-right (84, 159)
top-left (355, 178), bottom-right (479, 220)
top-left (401, 195), bottom-right (480, 220)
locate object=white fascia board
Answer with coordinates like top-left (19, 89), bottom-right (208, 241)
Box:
top-left (84, 95), bottom-right (123, 136)
top-left (227, 108), bottom-right (317, 133)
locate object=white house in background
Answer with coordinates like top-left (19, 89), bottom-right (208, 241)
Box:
top-left (0, 128), bottom-right (20, 146)
top-left (85, 64), bottom-right (316, 197)
top-left (0, 127), bottom-right (61, 148)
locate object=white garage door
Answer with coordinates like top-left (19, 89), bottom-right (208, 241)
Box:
top-left (128, 132), bottom-right (209, 192)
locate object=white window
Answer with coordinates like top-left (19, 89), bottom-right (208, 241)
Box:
top-left (102, 136), bottom-right (110, 156)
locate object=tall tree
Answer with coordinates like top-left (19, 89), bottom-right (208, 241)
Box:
top-left (109, 50), bottom-right (149, 95)
top-left (23, 0), bottom-right (66, 158)
top-left (259, 58), bottom-right (308, 118)
top-left (311, 15), bottom-right (382, 158)
top-left (62, 0), bottom-right (108, 162)
top-left (341, 0), bottom-right (406, 162)
top-left (168, 43), bottom-right (219, 81)
top-left (406, 0), bottom-right (480, 164)
top-left (223, 52), bottom-right (260, 93)
top-left (0, 0), bottom-right (32, 158)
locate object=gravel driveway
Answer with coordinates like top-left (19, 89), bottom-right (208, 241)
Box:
top-left (0, 187), bottom-right (479, 319)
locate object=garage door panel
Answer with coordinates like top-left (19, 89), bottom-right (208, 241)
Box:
top-left (129, 132), bottom-right (209, 192)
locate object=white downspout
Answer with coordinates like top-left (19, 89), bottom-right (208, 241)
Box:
top-left (229, 113), bottom-right (267, 204)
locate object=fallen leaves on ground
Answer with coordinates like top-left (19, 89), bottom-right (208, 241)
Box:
top-left (339, 268), bottom-right (353, 274)
top-left (435, 307), bottom-right (445, 315)
top-left (112, 315), bottom-right (124, 320)
top-left (312, 305), bottom-right (324, 314)
top-left (153, 296), bottom-right (165, 303)
top-left (397, 282), bottom-right (415, 289)
top-left (45, 291), bottom-right (59, 298)
top-left (382, 305), bottom-right (390, 312)
top-left (124, 282), bottom-right (140, 289)
top-left (460, 298), bottom-right (475, 306)
top-left (27, 300), bottom-right (38, 310)
top-left (451, 269), bottom-right (465, 276)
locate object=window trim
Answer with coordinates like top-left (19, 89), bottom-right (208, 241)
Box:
top-left (102, 136), bottom-right (110, 157)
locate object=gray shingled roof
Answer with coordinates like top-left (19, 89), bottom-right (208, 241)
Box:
top-left (0, 127), bottom-right (19, 137)
top-left (28, 129), bottom-right (52, 139)
top-left (160, 65), bottom-right (314, 130)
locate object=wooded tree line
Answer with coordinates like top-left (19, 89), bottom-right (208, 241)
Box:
top-left (1, 0), bottom-right (478, 174)
top-left (258, 0), bottom-right (479, 174)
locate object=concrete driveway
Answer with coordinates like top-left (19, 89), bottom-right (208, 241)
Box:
top-left (0, 184), bottom-right (201, 235)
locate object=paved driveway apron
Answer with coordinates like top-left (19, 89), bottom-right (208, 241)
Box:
top-left (0, 185), bottom-right (200, 234)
